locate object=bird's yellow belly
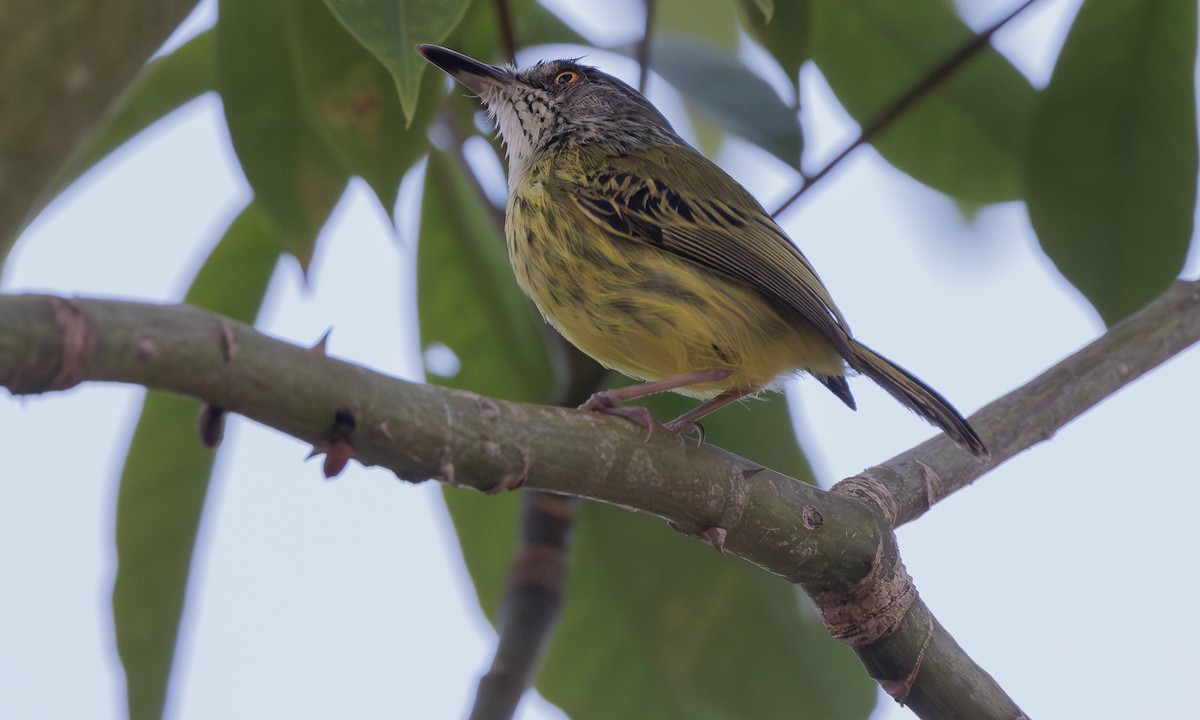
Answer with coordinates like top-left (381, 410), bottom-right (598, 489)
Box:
top-left (506, 194), bottom-right (842, 399)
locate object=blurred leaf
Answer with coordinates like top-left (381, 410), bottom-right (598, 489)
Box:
top-left (652, 37), bottom-right (802, 167)
top-left (540, 502), bottom-right (874, 720)
top-left (322, 0), bottom-right (473, 124)
top-left (517, 0), bottom-right (591, 49)
top-left (658, 0), bottom-right (740, 49)
top-left (0, 0), bottom-right (198, 271)
top-left (217, 0), bottom-right (351, 250)
top-left (652, 37), bottom-right (801, 165)
top-left (648, 0), bottom-right (737, 152)
top-left (739, 0), bottom-right (811, 88)
top-left (417, 150), bottom-right (557, 402)
top-left (449, 0), bottom-right (589, 64)
top-left (113, 201), bottom-right (282, 720)
top-left (810, 0), bottom-right (1036, 203)
top-left (536, 394), bottom-right (872, 719)
top-left (448, 379), bottom-right (872, 718)
top-left (49, 30), bottom-right (215, 208)
top-left (1026, 1), bottom-right (1197, 325)
top-left (751, 0), bottom-right (774, 22)
top-left (291, 0), bottom-right (438, 215)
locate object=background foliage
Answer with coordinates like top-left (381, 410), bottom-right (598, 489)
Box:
top-left (2, 0), bottom-right (1197, 718)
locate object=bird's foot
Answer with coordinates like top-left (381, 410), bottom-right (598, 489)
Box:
top-left (580, 390), bottom-right (659, 443)
top-left (664, 418), bottom-right (707, 447)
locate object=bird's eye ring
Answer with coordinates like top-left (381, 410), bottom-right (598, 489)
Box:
top-left (554, 70), bottom-right (580, 85)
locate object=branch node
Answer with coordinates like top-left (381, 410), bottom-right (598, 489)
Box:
top-left (476, 395), bottom-right (502, 421)
top-left (669, 523), bottom-right (727, 554)
top-left (198, 403), bottom-right (226, 449)
top-left (309, 328), bottom-right (332, 356)
top-left (370, 421), bottom-right (394, 440)
top-left (880, 615), bottom-right (935, 704)
top-left (831, 474), bottom-right (899, 527)
top-left (915, 458), bottom-right (945, 509)
top-left (136, 338), bottom-right (157, 361)
top-left (322, 408), bottom-right (357, 479)
top-left (808, 538), bottom-right (915, 645)
top-left (218, 318), bottom-right (238, 362)
top-left (48, 296), bottom-right (94, 391)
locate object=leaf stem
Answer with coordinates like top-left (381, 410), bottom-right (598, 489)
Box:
top-left (771, 0), bottom-right (1043, 219)
top-left (637, 0), bottom-right (658, 94)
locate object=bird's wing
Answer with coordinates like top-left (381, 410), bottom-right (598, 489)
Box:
top-left (567, 150), bottom-right (854, 353)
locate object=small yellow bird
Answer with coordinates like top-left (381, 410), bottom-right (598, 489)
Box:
top-left (418, 45), bottom-right (987, 458)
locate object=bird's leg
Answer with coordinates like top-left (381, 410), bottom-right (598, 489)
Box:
top-left (579, 368), bottom-right (734, 442)
top-left (663, 387), bottom-right (756, 445)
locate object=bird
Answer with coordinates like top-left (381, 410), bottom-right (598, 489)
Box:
top-left (417, 44), bottom-right (987, 458)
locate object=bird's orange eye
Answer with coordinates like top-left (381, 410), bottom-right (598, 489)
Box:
top-left (554, 70), bottom-right (579, 85)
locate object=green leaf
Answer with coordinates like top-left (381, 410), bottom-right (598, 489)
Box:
top-left (539, 502), bottom-right (874, 720)
top-left (810, 0), bottom-right (1037, 203)
top-left (113, 202), bottom-right (283, 720)
top-left (290, 0), bottom-right (438, 215)
top-left (48, 30), bottom-right (216, 209)
top-left (739, 0), bottom-right (811, 88)
top-left (217, 0), bottom-right (351, 248)
top-left (1026, 2), bottom-right (1197, 325)
top-left (531, 394), bottom-right (871, 719)
top-left (449, 385), bottom-right (874, 718)
top-left (448, 0), bottom-right (589, 65)
top-left (652, 37), bottom-right (803, 167)
top-left (0, 0), bottom-right (198, 272)
top-left (322, 0), bottom-right (473, 124)
top-left (658, 0), bottom-right (740, 50)
top-left (417, 150), bottom-right (557, 403)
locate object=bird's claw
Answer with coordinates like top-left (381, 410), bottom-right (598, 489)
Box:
top-left (580, 391), bottom-right (658, 443)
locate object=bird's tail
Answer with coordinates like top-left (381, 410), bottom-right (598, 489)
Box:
top-left (847, 340), bottom-right (988, 459)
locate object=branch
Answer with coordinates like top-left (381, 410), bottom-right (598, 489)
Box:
top-left (492, 0), bottom-right (518, 66)
top-left (771, 0), bottom-right (1042, 219)
top-left (637, 0), bottom-right (657, 94)
top-left (470, 492), bottom-right (578, 720)
top-left (837, 279), bottom-right (1200, 527)
top-left (8, 284), bottom-right (1198, 716)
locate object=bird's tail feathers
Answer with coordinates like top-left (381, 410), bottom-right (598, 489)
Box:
top-left (847, 341), bottom-right (988, 459)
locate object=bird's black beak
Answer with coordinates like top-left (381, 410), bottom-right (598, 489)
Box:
top-left (417, 44), bottom-right (513, 96)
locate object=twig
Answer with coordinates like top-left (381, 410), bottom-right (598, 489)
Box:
top-left (840, 278), bottom-right (1200, 527)
top-left (771, 0), bottom-right (1042, 219)
top-left (469, 492), bottom-right (578, 720)
top-left (493, 0), bottom-right (518, 65)
top-left (637, 0), bottom-right (657, 93)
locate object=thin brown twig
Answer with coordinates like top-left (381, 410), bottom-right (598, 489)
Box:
top-left (469, 492), bottom-right (578, 720)
top-left (493, 0), bottom-right (518, 65)
top-left (770, 0), bottom-right (1042, 219)
top-left (637, 0), bottom-right (657, 93)
top-left (841, 279), bottom-right (1200, 527)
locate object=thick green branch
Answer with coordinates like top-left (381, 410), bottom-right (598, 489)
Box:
top-left (27, 290), bottom-right (1190, 718)
top-left (5, 282), bottom-right (1195, 716)
top-left (0, 294), bottom-right (879, 583)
